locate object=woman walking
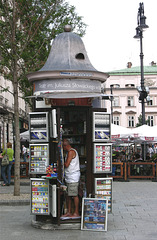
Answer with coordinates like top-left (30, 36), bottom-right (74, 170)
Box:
top-left (0, 142), bottom-right (14, 186)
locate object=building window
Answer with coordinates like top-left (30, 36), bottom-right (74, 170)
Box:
top-left (127, 96), bottom-right (134, 106)
top-left (113, 96), bottom-right (119, 106)
top-left (128, 116), bottom-right (134, 127)
top-left (110, 84), bottom-right (120, 88)
top-left (113, 116), bottom-right (120, 125)
top-left (147, 116), bottom-right (154, 126)
top-left (147, 97), bottom-right (153, 106)
top-left (125, 84), bottom-right (135, 88)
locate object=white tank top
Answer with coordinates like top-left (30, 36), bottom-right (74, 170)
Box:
top-left (65, 148), bottom-right (80, 183)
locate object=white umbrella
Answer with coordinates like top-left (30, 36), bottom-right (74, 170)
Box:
top-left (111, 124), bottom-right (132, 142)
top-left (111, 124), bottom-right (132, 136)
top-left (20, 130), bottom-right (29, 141)
top-left (130, 125), bottom-right (157, 142)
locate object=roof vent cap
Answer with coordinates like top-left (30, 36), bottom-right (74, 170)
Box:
top-left (64, 25), bottom-right (72, 32)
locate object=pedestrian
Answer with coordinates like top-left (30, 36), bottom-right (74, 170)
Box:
top-left (148, 145), bottom-right (154, 158)
top-left (154, 144), bottom-right (157, 154)
top-left (0, 142), bottom-right (14, 186)
top-left (61, 139), bottom-right (80, 219)
top-left (22, 145), bottom-right (27, 162)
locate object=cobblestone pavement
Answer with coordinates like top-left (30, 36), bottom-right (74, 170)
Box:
top-left (0, 180), bottom-right (157, 240)
top-left (0, 179), bottom-right (30, 205)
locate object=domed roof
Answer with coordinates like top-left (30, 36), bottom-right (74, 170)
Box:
top-left (27, 25), bottom-right (109, 99)
top-left (39, 25), bottom-right (97, 72)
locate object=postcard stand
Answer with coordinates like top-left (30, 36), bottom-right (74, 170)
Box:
top-left (81, 198), bottom-right (108, 232)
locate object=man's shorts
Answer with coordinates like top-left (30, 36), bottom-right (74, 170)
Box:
top-left (66, 182), bottom-right (79, 197)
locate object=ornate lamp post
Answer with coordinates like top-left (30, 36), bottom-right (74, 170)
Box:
top-left (134, 2), bottom-right (149, 159)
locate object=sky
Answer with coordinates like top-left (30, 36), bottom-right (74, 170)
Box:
top-left (68, 0), bottom-right (157, 72)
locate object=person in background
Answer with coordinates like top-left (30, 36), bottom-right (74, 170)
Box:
top-left (0, 142), bottom-right (14, 186)
top-left (61, 139), bottom-right (80, 219)
top-left (154, 144), bottom-right (157, 154)
top-left (134, 153), bottom-right (143, 162)
top-left (22, 145), bottom-right (27, 162)
top-left (148, 145), bottom-right (154, 158)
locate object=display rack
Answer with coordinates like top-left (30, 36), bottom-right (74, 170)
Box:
top-left (29, 144), bottom-right (49, 174)
top-left (93, 143), bottom-right (112, 174)
top-left (31, 178), bottom-right (49, 215)
top-left (93, 112), bottom-right (111, 142)
top-left (29, 112), bottom-right (49, 142)
top-left (94, 177), bottom-right (112, 213)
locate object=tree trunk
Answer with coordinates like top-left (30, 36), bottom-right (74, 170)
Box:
top-left (14, 80), bottom-right (21, 196)
top-left (12, 0), bottom-right (20, 196)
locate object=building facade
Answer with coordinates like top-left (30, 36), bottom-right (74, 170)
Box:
top-left (0, 75), bottom-right (29, 151)
top-left (104, 62), bottom-right (157, 128)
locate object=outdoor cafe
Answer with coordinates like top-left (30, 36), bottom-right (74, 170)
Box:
top-left (110, 124), bottom-right (157, 181)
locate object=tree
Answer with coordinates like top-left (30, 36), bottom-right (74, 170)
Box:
top-left (136, 114), bottom-right (149, 127)
top-left (0, 0), bottom-right (86, 195)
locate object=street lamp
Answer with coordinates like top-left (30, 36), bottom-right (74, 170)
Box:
top-left (134, 2), bottom-right (149, 160)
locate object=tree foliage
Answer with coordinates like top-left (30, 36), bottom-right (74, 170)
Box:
top-left (0, 0), bottom-right (86, 195)
top-left (0, 0), bottom-right (87, 97)
top-left (136, 114), bottom-right (149, 127)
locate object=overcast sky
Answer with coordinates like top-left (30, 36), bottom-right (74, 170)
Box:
top-left (68, 0), bottom-right (157, 72)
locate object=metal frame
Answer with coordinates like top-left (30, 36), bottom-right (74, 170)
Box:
top-left (29, 143), bottom-right (49, 174)
top-left (30, 178), bottom-right (50, 215)
top-left (29, 112), bottom-right (49, 142)
top-left (93, 112), bottom-right (111, 142)
top-left (81, 197), bottom-right (108, 232)
top-left (94, 177), bottom-right (113, 213)
top-left (93, 143), bottom-right (112, 174)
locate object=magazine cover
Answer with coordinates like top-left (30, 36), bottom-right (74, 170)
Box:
top-left (81, 198), bottom-right (108, 231)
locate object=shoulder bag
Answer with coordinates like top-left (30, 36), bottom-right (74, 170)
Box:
top-left (1, 149), bottom-right (9, 166)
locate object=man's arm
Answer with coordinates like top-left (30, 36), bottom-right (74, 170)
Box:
top-left (64, 150), bottom-right (75, 168)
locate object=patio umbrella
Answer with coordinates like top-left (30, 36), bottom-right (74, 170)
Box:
top-left (130, 125), bottom-right (157, 142)
top-left (20, 130), bottom-right (29, 141)
top-left (111, 124), bottom-right (132, 143)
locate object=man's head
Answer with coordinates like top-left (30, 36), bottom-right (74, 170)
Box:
top-left (63, 139), bottom-right (71, 152)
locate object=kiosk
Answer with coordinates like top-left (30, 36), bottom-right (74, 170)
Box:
top-left (27, 25), bottom-right (112, 226)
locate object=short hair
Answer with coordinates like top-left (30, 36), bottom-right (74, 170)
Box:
top-left (7, 142), bottom-right (12, 148)
top-left (63, 139), bottom-right (71, 146)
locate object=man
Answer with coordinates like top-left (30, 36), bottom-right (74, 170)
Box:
top-left (148, 145), bottom-right (154, 158)
top-left (61, 139), bottom-right (80, 219)
top-left (22, 145), bottom-right (27, 162)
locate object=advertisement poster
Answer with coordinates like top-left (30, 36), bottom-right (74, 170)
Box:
top-left (93, 112), bottom-right (111, 142)
top-left (81, 198), bottom-right (108, 231)
top-left (29, 144), bottom-right (49, 174)
top-left (29, 112), bottom-right (49, 142)
top-left (31, 179), bottom-right (49, 215)
top-left (93, 143), bottom-right (112, 173)
top-left (95, 178), bottom-right (112, 213)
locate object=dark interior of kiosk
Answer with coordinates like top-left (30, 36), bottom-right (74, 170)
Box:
top-left (50, 107), bottom-right (89, 223)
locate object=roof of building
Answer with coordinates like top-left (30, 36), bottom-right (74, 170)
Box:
top-left (28, 25), bottom-right (109, 83)
top-left (108, 65), bottom-right (157, 76)
top-left (39, 25), bottom-right (97, 72)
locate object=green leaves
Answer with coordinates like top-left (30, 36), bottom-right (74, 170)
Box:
top-left (0, 0), bottom-right (87, 98)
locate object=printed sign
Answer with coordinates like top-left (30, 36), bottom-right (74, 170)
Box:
top-left (81, 198), bottom-right (108, 231)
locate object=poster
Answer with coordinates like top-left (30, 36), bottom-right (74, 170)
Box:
top-left (81, 198), bottom-right (108, 231)
top-left (93, 112), bottom-right (111, 142)
top-left (29, 112), bottom-right (49, 142)
top-left (93, 143), bottom-right (112, 173)
top-left (29, 144), bottom-right (49, 174)
top-left (95, 178), bottom-right (112, 213)
top-left (31, 178), bottom-right (49, 215)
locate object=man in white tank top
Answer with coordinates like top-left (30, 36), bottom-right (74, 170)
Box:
top-left (61, 139), bottom-right (80, 219)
